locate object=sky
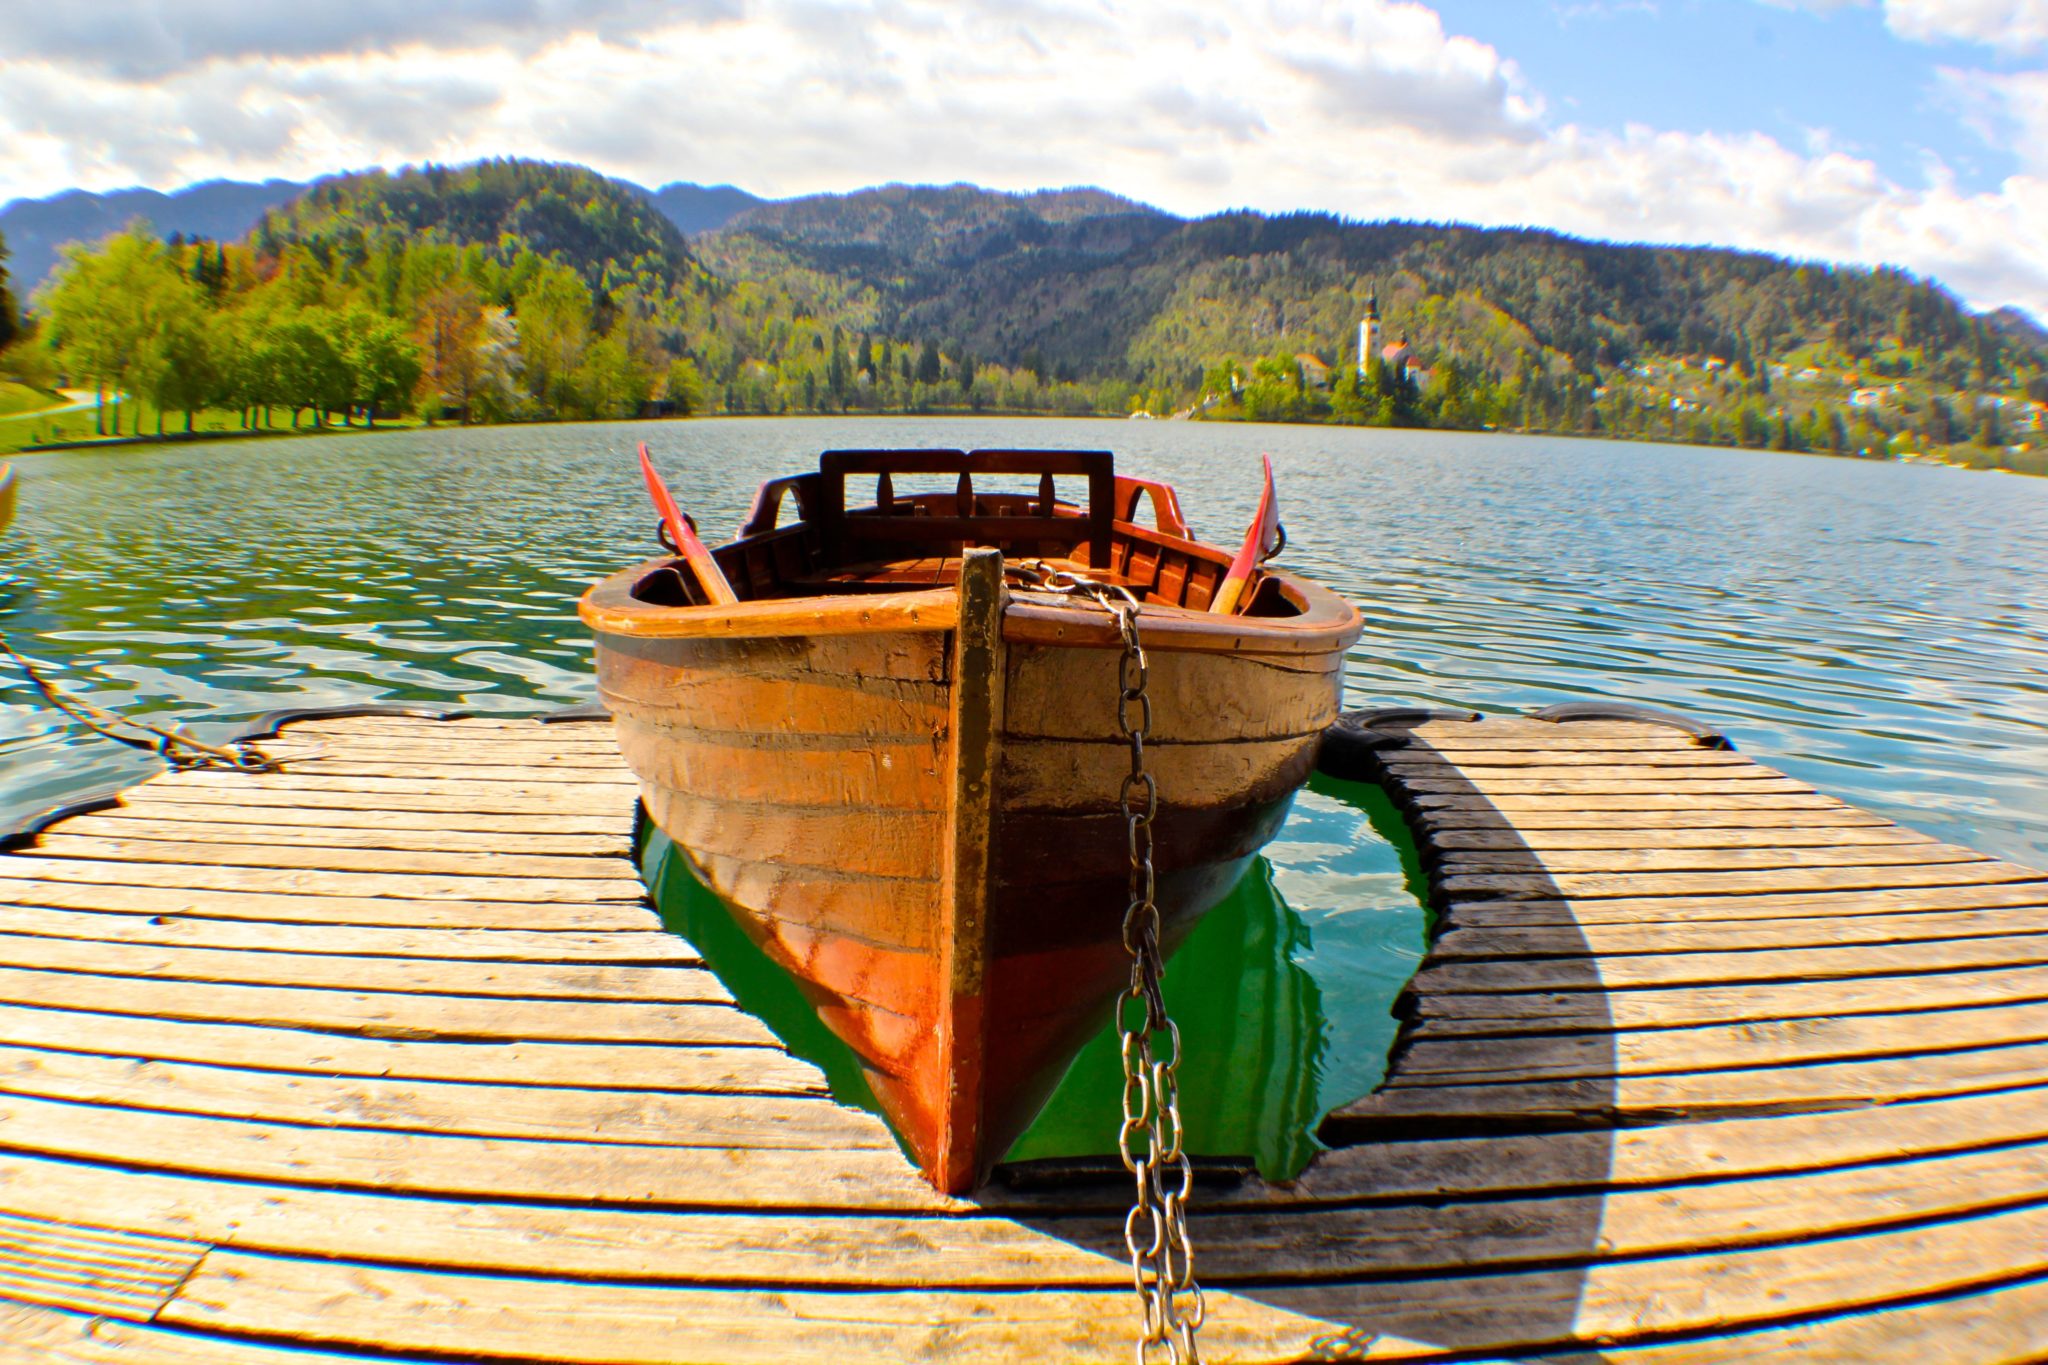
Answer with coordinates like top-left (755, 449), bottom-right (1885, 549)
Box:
top-left (2, 0), bottom-right (2047, 316)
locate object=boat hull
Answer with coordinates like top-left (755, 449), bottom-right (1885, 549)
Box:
top-left (591, 573), bottom-right (1347, 1191)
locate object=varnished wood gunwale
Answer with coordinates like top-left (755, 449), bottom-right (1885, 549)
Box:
top-left (580, 555), bottom-right (1361, 655)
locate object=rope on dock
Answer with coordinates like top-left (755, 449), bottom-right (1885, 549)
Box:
top-left (0, 628), bottom-right (280, 772)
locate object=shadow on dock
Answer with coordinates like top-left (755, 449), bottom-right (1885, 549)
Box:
top-left (1001, 714), bottom-right (1622, 1360)
top-left (1283, 715), bottom-right (1619, 1358)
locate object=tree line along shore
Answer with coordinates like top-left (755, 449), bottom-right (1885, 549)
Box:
top-left (0, 158), bottom-right (2041, 477)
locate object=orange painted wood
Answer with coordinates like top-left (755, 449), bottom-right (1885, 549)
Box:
top-left (580, 452), bottom-right (1361, 1192)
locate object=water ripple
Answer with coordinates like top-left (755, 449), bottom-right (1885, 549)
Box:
top-left (2, 417), bottom-right (2045, 867)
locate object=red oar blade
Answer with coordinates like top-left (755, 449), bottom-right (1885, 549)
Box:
top-left (1211, 453), bottom-right (1279, 615)
top-left (638, 442), bottom-right (740, 607)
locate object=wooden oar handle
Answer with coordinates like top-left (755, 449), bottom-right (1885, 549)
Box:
top-left (638, 443), bottom-right (740, 607)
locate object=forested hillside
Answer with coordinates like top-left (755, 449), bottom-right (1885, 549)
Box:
top-left (1, 161), bottom-right (1112, 441)
top-left (694, 192), bottom-right (2048, 468)
top-left (5, 157), bottom-right (2045, 472)
top-left (0, 172), bottom-right (765, 301)
top-left (252, 161), bottom-right (701, 292)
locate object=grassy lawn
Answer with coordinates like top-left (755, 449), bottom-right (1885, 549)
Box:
top-left (0, 400), bottom-right (433, 455)
top-left (0, 381), bottom-right (65, 419)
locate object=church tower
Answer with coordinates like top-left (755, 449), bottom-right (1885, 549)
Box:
top-left (1357, 289), bottom-right (1380, 379)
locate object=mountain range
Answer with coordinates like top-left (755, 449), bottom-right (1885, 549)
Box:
top-left (0, 175), bottom-right (769, 299)
top-left (5, 158), bottom-right (2042, 467)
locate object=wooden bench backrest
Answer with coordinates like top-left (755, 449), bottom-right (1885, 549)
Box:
top-left (815, 449), bottom-right (1115, 568)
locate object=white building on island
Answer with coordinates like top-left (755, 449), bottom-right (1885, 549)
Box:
top-left (1357, 290), bottom-right (1379, 379)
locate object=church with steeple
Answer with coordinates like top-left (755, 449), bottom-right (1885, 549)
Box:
top-left (1357, 290), bottom-right (1379, 379)
top-left (1358, 287), bottom-right (1413, 384)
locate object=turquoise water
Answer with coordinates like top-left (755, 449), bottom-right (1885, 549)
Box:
top-left (640, 774), bottom-right (1428, 1180)
top-left (3, 417), bottom-right (2044, 1170)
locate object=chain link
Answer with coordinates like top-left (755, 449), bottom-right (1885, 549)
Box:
top-left (1012, 561), bottom-right (1202, 1364)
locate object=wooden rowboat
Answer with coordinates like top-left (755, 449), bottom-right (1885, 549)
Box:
top-left (579, 448), bottom-right (1362, 1193)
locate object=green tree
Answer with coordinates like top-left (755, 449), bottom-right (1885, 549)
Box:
top-left (916, 338), bottom-right (942, 385)
top-left (42, 229), bottom-right (200, 435)
top-left (0, 228), bottom-right (18, 352)
top-left (574, 333), bottom-right (653, 419)
top-left (413, 281), bottom-right (486, 422)
top-left (1242, 354), bottom-right (1304, 422)
top-left (271, 311), bottom-right (352, 426)
top-left (1979, 402), bottom-right (2006, 448)
top-left (132, 275), bottom-right (215, 433)
top-left (663, 357), bottom-right (705, 415)
top-left (337, 306), bottom-right (422, 427)
top-left (514, 263), bottom-right (593, 415)
top-left (213, 311), bottom-right (281, 427)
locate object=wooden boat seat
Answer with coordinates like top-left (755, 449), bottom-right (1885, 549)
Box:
top-left (785, 554), bottom-right (1150, 598)
top-left (634, 448), bottom-right (1301, 619)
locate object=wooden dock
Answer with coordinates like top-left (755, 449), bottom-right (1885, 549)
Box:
top-left (0, 710), bottom-right (2044, 1361)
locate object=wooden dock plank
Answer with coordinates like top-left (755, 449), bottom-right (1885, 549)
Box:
top-left (30, 832), bottom-right (644, 880)
top-left (161, 770), bottom-right (640, 798)
top-left (1384, 998), bottom-right (2048, 1084)
top-left (1555, 1275), bottom-right (2048, 1363)
top-left (0, 930), bottom-right (732, 1002)
top-left (1, 710), bottom-right (2041, 1361)
top-left (157, 1250), bottom-right (1357, 1365)
top-left (1413, 934), bottom-right (2048, 992)
top-left (0, 1044), bottom-right (891, 1150)
top-left (121, 783), bottom-right (637, 820)
top-left (1410, 961), bottom-right (2048, 1030)
top-left (1380, 748), bottom-right (1755, 767)
top-left (1435, 904), bottom-right (2048, 956)
top-left (0, 1089), bottom-right (955, 1212)
top-left (1440, 879), bottom-right (2048, 926)
top-left (1430, 823), bottom-right (1938, 850)
top-left (0, 903), bottom-right (696, 963)
top-left (91, 798), bottom-right (632, 836)
top-left (0, 963), bottom-right (779, 1045)
top-left (0, 852), bottom-right (644, 904)
top-left (1438, 858), bottom-right (2045, 901)
top-left (1262, 1196), bottom-right (2048, 1359)
top-left (0, 998), bottom-right (825, 1092)
top-left (59, 811), bottom-right (634, 855)
top-left (1434, 842), bottom-right (1990, 874)
top-left (1417, 806), bottom-right (1895, 829)
top-left (0, 1298), bottom-right (419, 1365)
top-left (0, 1151), bottom-right (1126, 1288)
top-left (0, 876), bottom-right (659, 930)
top-left (1341, 1041), bottom-right (2048, 1126)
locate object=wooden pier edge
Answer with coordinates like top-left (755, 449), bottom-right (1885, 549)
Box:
top-left (0, 709), bottom-right (2040, 1361)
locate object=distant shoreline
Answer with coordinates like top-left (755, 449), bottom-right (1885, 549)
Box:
top-left (5, 409), bottom-right (2039, 481)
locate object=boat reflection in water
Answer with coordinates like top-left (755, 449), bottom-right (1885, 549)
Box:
top-left (641, 772), bottom-right (1430, 1182)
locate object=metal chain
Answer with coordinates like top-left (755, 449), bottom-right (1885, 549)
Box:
top-left (1012, 562), bottom-right (1203, 1364)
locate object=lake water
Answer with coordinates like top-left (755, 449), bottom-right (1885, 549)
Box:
top-left (4, 416), bottom-right (2045, 1173)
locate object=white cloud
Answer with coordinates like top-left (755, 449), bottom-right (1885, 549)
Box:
top-left (1883, 0), bottom-right (2048, 47)
top-left (1756, 0), bottom-right (2048, 48)
top-left (3, 0), bottom-right (2048, 315)
top-left (0, 2), bottom-right (737, 80)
